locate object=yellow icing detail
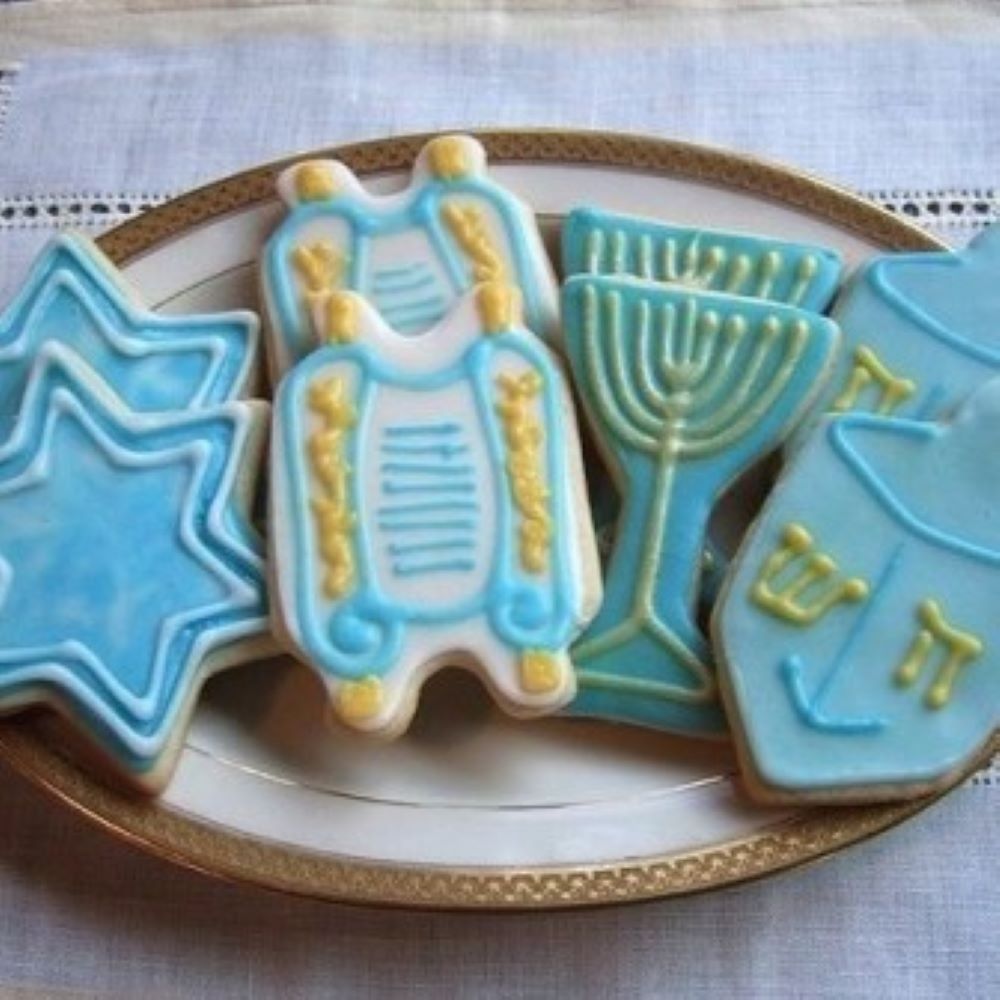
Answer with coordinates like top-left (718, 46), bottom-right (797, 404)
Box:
top-left (894, 599), bottom-right (984, 710)
top-left (441, 200), bottom-right (507, 283)
top-left (519, 650), bottom-right (565, 695)
top-left (831, 345), bottom-right (916, 416)
top-left (495, 370), bottom-right (551, 574)
top-left (291, 241), bottom-right (341, 295)
top-left (307, 376), bottom-right (357, 599)
top-left (476, 282), bottom-right (521, 334)
top-left (751, 522), bottom-right (869, 625)
top-left (323, 291), bottom-right (359, 344)
top-left (426, 135), bottom-right (471, 180)
top-left (294, 162), bottom-right (338, 201)
top-left (336, 676), bottom-right (383, 723)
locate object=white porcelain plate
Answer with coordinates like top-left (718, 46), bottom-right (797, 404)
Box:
top-left (2, 131), bottom-right (977, 910)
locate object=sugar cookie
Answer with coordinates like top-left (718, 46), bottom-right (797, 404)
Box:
top-left (562, 275), bottom-right (839, 735)
top-left (0, 233), bottom-right (260, 416)
top-left (0, 345), bottom-right (270, 791)
top-left (260, 134), bottom-right (559, 382)
top-left (270, 282), bottom-right (600, 737)
top-left (715, 378), bottom-right (1000, 802)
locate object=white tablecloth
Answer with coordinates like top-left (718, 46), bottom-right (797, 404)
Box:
top-left (0, 3), bottom-right (997, 997)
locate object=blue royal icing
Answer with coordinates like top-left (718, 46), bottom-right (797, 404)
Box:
top-left (0, 233), bottom-right (259, 416)
top-left (715, 378), bottom-right (1000, 797)
top-left (270, 285), bottom-right (597, 736)
top-left (261, 135), bottom-right (559, 380)
top-left (0, 346), bottom-right (269, 786)
top-left (795, 223), bottom-right (1000, 439)
top-left (562, 207), bottom-right (843, 310)
top-left (562, 275), bottom-right (840, 736)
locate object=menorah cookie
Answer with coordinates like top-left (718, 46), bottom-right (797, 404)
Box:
top-left (794, 223), bottom-right (1000, 441)
top-left (260, 134), bottom-right (559, 382)
top-left (563, 207), bottom-right (843, 310)
top-left (270, 283), bottom-right (600, 737)
top-left (562, 275), bottom-right (839, 736)
top-left (0, 233), bottom-right (260, 417)
top-left (714, 379), bottom-right (1000, 802)
top-left (0, 345), bottom-right (270, 792)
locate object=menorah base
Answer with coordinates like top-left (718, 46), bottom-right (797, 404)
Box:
top-left (569, 624), bottom-right (729, 736)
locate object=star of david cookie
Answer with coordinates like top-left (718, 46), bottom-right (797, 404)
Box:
top-left (0, 345), bottom-right (270, 791)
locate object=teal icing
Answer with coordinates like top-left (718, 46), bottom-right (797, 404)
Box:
top-left (0, 346), bottom-right (268, 776)
top-left (561, 207), bottom-right (843, 310)
top-left (0, 234), bottom-right (257, 417)
top-left (562, 275), bottom-right (839, 737)
top-left (264, 172), bottom-right (553, 370)
top-left (275, 317), bottom-right (579, 682)
top-left (716, 379), bottom-right (1000, 794)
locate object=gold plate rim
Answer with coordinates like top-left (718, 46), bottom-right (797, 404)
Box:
top-left (0, 128), bottom-right (977, 912)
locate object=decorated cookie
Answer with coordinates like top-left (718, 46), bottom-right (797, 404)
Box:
top-left (270, 282), bottom-right (600, 737)
top-left (562, 275), bottom-right (839, 735)
top-left (0, 345), bottom-right (270, 791)
top-left (796, 223), bottom-right (1000, 439)
top-left (562, 207), bottom-right (843, 309)
top-left (260, 134), bottom-right (559, 382)
top-left (0, 233), bottom-right (260, 416)
top-left (714, 380), bottom-right (1000, 802)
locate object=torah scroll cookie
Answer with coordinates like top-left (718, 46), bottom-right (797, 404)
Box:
top-left (260, 134), bottom-right (559, 383)
top-left (793, 223), bottom-right (1000, 443)
top-left (0, 345), bottom-right (271, 792)
top-left (561, 275), bottom-right (839, 737)
top-left (714, 379), bottom-right (1000, 803)
top-left (270, 283), bottom-right (600, 738)
top-left (0, 233), bottom-right (261, 417)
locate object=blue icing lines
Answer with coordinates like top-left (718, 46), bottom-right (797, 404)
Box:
top-left (378, 420), bottom-right (479, 579)
top-left (370, 262), bottom-right (449, 334)
top-left (0, 233), bottom-right (257, 417)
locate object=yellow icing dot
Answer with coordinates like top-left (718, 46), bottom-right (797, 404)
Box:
top-left (476, 282), bottom-right (521, 334)
top-left (336, 676), bottom-right (384, 723)
top-left (426, 135), bottom-right (471, 180)
top-left (294, 162), bottom-right (338, 202)
top-left (519, 651), bottom-right (565, 695)
top-left (324, 292), bottom-right (359, 343)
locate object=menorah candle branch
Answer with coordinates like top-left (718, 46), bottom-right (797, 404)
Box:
top-left (563, 276), bottom-right (839, 735)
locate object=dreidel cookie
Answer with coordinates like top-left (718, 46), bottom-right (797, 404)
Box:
top-left (715, 379), bottom-right (1000, 802)
top-left (795, 223), bottom-right (1000, 439)
top-left (0, 345), bottom-right (270, 792)
top-left (562, 276), bottom-right (839, 736)
top-left (563, 207), bottom-right (843, 311)
top-left (270, 283), bottom-right (600, 737)
top-left (260, 134), bottom-right (559, 382)
top-left (0, 233), bottom-right (260, 416)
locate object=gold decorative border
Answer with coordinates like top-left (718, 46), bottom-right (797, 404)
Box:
top-left (0, 129), bottom-right (971, 911)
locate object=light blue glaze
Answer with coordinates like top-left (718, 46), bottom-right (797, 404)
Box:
top-left (264, 172), bottom-right (555, 371)
top-left (0, 233), bottom-right (257, 416)
top-left (797, 223), bottom-right (1000, 439)
top-left (273, 313), bottom-right (581, 682)
top-left (562, 275), bottom-right (839, 736)
top-left (561, 207), bottom-right (844, 606)
top-left (0, 347), bottom-right (268, 777)
top-left (562, 207), bottom-right (843, 310)
top-left (716, 377), bottom-right (1000, 794)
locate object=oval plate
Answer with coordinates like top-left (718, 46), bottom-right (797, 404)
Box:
top-left (0, 130), bottom-right (989, 910)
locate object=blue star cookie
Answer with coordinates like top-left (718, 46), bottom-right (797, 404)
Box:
top-left (0, 345), bottom-right (270, 791)
top-left (0, 233), bottom-right (260, 417)
top-left (715, 377), bottom-right (1000, 801)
